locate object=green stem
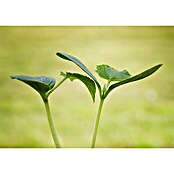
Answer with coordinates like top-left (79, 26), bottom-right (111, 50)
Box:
top-left (91, 98), bottom-right (104, 148)
top-left (106, 80), bottom-right (111, 89)
top-left (46, 76), bottom-right (67, 97)
top-left (43, 99), bottom-right (61, 148)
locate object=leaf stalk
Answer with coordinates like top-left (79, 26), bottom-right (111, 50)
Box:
top-left (46, 76), bottom-right (68, 97)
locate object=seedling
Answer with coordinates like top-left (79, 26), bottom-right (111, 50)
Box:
top-left (11, 69), bottom-right (97, 148)
top-left (10, 75), bottom-right (68, 148)
top-left (10, 52), bottom-right (162, 148)
top-left (56, 52), bottom-right (162, 148)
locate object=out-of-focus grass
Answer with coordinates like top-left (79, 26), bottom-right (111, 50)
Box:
top-left (0, 26), bottom-right (174, 147)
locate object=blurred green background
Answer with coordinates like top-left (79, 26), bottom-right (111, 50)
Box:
top-left (0, 26), bottom-right (174, 147)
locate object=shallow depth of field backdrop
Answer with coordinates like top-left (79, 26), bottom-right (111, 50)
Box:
top-left (0, 26), bottom-right (174, 147)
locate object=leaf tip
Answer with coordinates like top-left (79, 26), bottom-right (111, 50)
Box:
top-left (56, 52), bottom-right (67, 59)
top-left (154, 64), bottom-right (163, 71)
top-left (10, 75), bottom-right (19, 80)
top-left (158, 64), bottom-right (163, 67)
top-left (56, 52), bottom-right (62, 56)
top-left (60, 71), bottom-right (66, 77)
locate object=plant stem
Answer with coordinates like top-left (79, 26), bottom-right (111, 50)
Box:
top-left (91, 98), bottom-right (104, 148)
top-left (106, 80), bottom-right (111, 89)
top-left (46, 76), bottom-right (67, 97)
top-left (43, 99), bottom-right (61, 148)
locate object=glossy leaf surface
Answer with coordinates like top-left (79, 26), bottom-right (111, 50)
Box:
top-left (104, 64), bottom-right (162, 98)
top-left (56, 52), bottom-right (101, 93)
top-left (61, 72), bottom-right (96, 102)
top-left (10, 75), bottom-right (56, 99)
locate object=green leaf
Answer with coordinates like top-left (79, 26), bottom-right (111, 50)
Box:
top-left (61, 72), bottom-right (96, 102)
top-left (10, 75), bottom-right (56, 100)
top-left (104, 64), bottom-right (163, 98)
top-left (96, 64), bottom-right (131, 82)
top-left (56, 52), bottom-right (101, 93)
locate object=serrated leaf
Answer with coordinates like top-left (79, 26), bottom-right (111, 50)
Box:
top-left (56, 52), bottom-right (101, 93)
top-left (96, 64), bottom-right (131, 81)
top-left (104, 64), bottom-right (163, 98)
top-left (10, 75), bottom-right (56, 100)
top-left (61, 72), bottom-right (96, 102)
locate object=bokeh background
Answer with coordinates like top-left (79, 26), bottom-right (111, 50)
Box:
top-left (0, 26), bottom-right (174, 147)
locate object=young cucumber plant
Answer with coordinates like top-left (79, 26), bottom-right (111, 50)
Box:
top-left (11, 71), bottom-right (97, 147)
top-left (10, 75), bottom-right (68, 148)
top-left (56, 52), bottom-right (162, 148)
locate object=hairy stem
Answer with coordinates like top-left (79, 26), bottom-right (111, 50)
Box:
top-left (46, 76), bottom-right (67, 97)
top-left (43, 99), bottom-right (61, 148)
top-left (91, 98), bottom-right (104, 148)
